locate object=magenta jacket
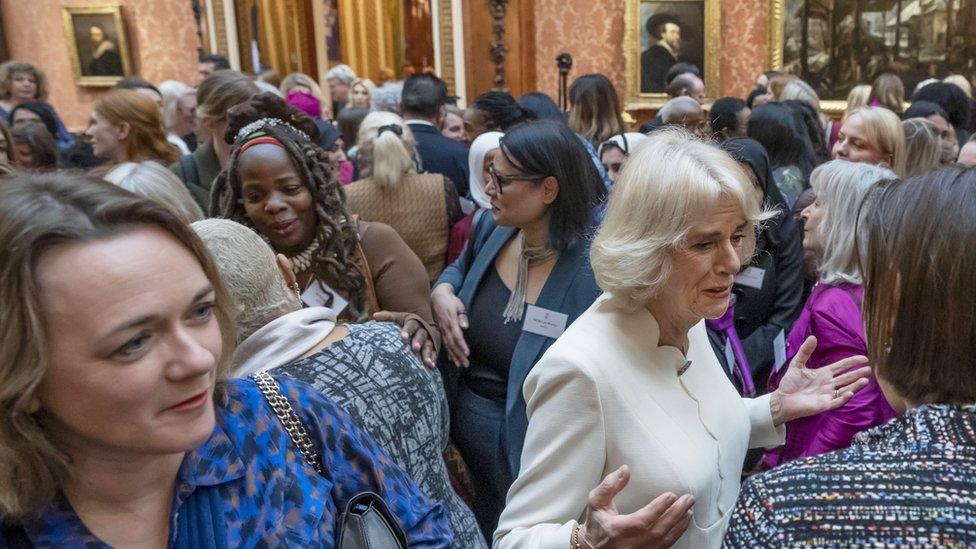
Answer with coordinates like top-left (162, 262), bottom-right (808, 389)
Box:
top-left (763, 281), bottom-right (897, 468)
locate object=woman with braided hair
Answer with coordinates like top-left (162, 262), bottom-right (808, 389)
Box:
top-left (211, 92), bottom-right (440, 365)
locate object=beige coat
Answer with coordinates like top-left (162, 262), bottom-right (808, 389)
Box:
top-left (493, 293), bottom-right (785, 549)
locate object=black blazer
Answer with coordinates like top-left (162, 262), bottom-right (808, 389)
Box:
top-left (407, 122), bottom-right (470, 199)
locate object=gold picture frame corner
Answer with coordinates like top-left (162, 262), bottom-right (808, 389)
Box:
top-left (62, 3), bottom-right (133, 88)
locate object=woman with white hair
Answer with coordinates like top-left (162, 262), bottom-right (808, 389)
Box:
top-left (763, 159), bottom-right (898, 468)
top-left (158, 80), bottom-right (197, 154)
top-left (190, 218), bottom-right (486, 548)
top-left (104, 160), bottom-right (204, 223)
top-left (344, 111), bottom-right (462, 282)
top-left (325, 64), bottom-right (357, 113)
top-left (493, 130), bottom-right (871, 549)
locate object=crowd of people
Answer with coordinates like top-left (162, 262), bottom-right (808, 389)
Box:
top-left (1, 50), bottom-right (976, 548)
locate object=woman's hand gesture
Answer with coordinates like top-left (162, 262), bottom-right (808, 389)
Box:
top-left (578, 465), bottom-right (694, 549)
top-left (430, 283), bottom-right (470, 367)
top-left (772, 335), bottom-right (872, 425)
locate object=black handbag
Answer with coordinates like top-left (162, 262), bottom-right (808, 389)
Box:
top-left (251, 373), bottom-right (408, 549)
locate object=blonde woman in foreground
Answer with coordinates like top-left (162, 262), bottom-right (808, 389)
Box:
top-left (493, 130), bottom-right (871, 549)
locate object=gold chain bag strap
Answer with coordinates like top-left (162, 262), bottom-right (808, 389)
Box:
top-left (250, 373), bottom-right (407, 549)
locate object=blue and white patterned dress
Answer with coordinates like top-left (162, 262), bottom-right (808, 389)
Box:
top-left (725, 404), bottom-right (976, 547)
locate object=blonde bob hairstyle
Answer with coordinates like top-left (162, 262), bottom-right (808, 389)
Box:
top-left (0, 172), bottom-right (237, 522)
top-left (808, 159), bottom-right (895, 285)
top-left (591, 128), bottom-right (768, 305)
top-left (104, 160), bottom-right (205, 223)
top-left (843, 106), bottom-right (907, 177)
top-left (355, 111), bottom-right (419, 189)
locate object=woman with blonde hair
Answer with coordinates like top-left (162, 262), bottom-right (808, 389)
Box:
top-left (0, 61), bottom-right (73, 150)
top-left (845, 84), bottom-right (872, 113)
top-left (281, 72), bottom-right (329, 117)
top-left (902, 118), bottom-right (945, 177)
top-left (494, 129), bottom-right (870, 548)
top-left (104, 160), bottom-right (205, 223)
top-left (568, 74), bottom-right (625, 148)
top-left (158, 80), bottom-right (197, 154)
top-left (85, 89), bottom-right (180, 166)
top-left (763, 159), bottom-right (897, 468)
top-left (869, 73), bottom-right (905, 114)
top-left (345, 111), bottom-right (462, 282)
top-left (348, 77), bottom-right (375, 110)
top-left (832, 106), bottom-right (906, 176)
top-left (0, 172), bottom-right (451, 546)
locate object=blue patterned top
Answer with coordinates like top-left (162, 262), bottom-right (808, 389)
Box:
top-left (724, 404), bottom-right (976, 548)
top-left (18, 377), bottom-right (452, 548)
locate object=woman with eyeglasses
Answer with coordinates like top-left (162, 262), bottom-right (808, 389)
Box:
top-left (430, 120), bottom-right (607, 541)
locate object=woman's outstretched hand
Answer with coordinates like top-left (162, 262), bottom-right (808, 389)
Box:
top-left (771, 335), bottom-right (872, 425)
top-left (578, 465), bottom-right (694, 549)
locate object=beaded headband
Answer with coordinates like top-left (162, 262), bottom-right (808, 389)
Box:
top-left (234, 117), bottom-right (311, 144)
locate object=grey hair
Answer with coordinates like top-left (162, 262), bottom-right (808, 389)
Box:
top-left (104, 161), bottom-right (204, 223)
top-left (190, 218), bottom-right (300, 340)
top-left (157, 80), bottom-right (194, 133)
top-left (371, 82), bottom-right (403, 113)
top-left (325, 64), bottom-right (357, 85)
top-left (809, 159), bottom-right (895, 285)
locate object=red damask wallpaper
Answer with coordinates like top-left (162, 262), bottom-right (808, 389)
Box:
top-left (533, 0), bottom-right (769, 107)
top-left (2, 0), bottom-right (200, 130)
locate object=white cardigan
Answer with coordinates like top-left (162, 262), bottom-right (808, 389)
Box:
top-left (493, 293), bottom-right (785, 549)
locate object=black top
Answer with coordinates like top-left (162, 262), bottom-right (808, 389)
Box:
top-left (719, 138), bottom-right (805, 388)
top-left (407, 122), bottom-right (471, 199)
top-left (463, 266), bottom-right (523, 402)
top-left (640, 45), bottom-right (676, 93)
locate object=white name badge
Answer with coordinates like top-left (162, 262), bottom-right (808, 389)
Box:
top-left (301, 280), bottom-right (349, 314)
top-left (772, 329), bottom-right (788, 373)
top-left (522, 305), bottom-right (569, 339)
top-left (734, 266), bottom-right (766, 290)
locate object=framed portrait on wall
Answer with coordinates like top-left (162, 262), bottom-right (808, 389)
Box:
top-left (769, 0), bottom-right (976, 114)
top-left (625, 0), bottom-right (720, 110)
top-left (61, 5), bottom-right (133, 87)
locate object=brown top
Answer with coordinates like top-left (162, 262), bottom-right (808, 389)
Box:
top-left (345, 173), bottom-right (462, 283)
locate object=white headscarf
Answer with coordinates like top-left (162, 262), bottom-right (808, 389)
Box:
top-left (468, 131), bottom-right (504, 210)
top-left (599, 132), bottom-right (649, 157)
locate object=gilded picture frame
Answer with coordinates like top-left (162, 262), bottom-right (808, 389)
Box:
top-left (769, 0), bottom-right (976, 117)
top-left (624, 0), bottom-right (720, 111)
top-left (62, 4), bottom-right (133, 87)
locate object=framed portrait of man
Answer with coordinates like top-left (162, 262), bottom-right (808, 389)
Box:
top-left (62, 5), bottom-right (133, 87)
top-left (769, 0), bottom-right (976, 114)
top-left (625, 0), bottom-right (720, 109)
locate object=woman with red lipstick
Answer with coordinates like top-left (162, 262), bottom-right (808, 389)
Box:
top-left (494, 129), bottom-right (872, 549)
top-left (763, 159), bottom-right (899, 468)
top-left (211, 93), bottom-right (441, 366)
top-left (0, 173), bottom-right (452, 547)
